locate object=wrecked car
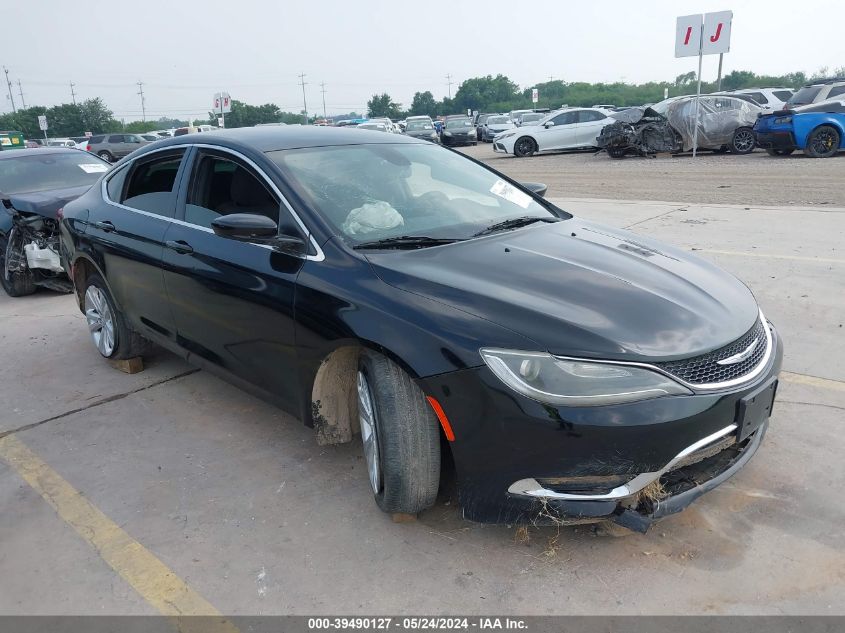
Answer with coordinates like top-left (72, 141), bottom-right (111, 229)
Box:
top-left (598, 95), bottom-right (761, 158)
top-left (1, 148), bottom-right (110, 297)
top-left (60, 127), bottom-right (782, 532)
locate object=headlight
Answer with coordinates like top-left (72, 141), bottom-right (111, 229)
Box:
top-left (774, 116), bottom-right (792, 124)
top-left (498, 132), bottom-right (516, 139)
top-left (480, 349), bottom-right (692, 406)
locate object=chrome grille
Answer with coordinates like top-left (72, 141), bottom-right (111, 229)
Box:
top-left (656, 318), bottom-right (768, 386)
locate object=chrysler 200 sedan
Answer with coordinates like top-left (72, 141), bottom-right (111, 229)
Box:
top-left (59, 127), bottom-right (782, 531)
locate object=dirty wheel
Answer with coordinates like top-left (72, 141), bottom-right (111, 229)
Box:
top-left (805, 125), bottom-right (840, 158)
top-left (765, 148), bottom-right (794, 157)
top-left (83, 273), bottom-right (148, 359)
top-left (729, 127), bottom-right (756, 154)
top-left (0, 235), bottom-right (37, 297)
top-left (513, 136), bottom-right (537, 157)
top-left (607, 147), bottom-right (627, 159)
top-left (357, 351), bottom-right (440, 515)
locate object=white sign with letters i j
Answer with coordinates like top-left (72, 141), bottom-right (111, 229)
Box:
top-left (675, 14), bottom-right (703, 58)
top-left (531, 88), bottom-right (539, 104)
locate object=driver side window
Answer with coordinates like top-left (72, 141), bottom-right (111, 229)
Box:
top-left (551, 111), bottom-right (577, 126)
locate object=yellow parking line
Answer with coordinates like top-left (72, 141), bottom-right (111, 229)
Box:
top-left (781, 371), bottom-right (845, 392)
top-left (0, 434), bottom-right (237, 632)
top-left (696, 249), bottom-right (845, 265)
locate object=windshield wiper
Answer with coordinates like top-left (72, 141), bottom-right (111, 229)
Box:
top-left (472, 216), bottom-right (558, 237)
top-left (353, 235), bottom-right (465, 250)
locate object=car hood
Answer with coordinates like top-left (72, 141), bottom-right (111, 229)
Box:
top-left (3, 184), bottom-right (93, 219)
top-left (365, 219), bottom-right (759, 362)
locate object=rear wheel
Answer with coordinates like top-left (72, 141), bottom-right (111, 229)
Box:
top-left (729, 127), bottom-right (756, 154)
top-left (357, 351), bottom-right (441, 515)
top-left (83, 273), bottom-right (149, 359)
top-left (805, 125), bottom-right (840, 158)
top-left (513, 136), bottom-right (537, 157)
top-left (765, 148), bottom-right (794, 157)
top-left (97, 150), bottom-right (114, 162)
top-left (0, 235), bottom-right (37, 297)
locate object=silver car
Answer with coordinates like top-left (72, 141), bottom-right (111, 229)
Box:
top-left (85, 133), bottom-right (150, 162)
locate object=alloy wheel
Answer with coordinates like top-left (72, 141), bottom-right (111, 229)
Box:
top-left (811, 129), bottom-right (836, 154)
top-left (85, 285), bottom-right (116, 357)
top-left (733, 130), bottom-right (755, 153)
top-left (357, 371), bottom-right (382, 494)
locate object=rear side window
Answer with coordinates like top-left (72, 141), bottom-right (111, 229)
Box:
top-left (828, 86), bottom-right (845, 97)
top-left (578, 110), bottom-right (607, 122)
top-left (773, 90), bottom-right (793, 102)
top-left (106, 164), bottom-right (129, 201)
top-left (89, 135), bottom-right (105, 144)
top-left (185, 153), bottom-right (280, 230)
top-left (118, 151), bottom-right (185, 216)
top-left (746, 92), bottom-right (768, 104)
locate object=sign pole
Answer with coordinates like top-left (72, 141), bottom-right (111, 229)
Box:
top-left (716, 53), bottom-right (724, 91)
top-left (692, 22), bottom-right (703, 158)
top-left (220, 91), bottom-right (225, 129)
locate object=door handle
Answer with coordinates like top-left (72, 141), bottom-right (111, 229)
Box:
top-left (165, 240), bottom-right (194, 255)
top-left (92, 220), bottom-right (115, 232)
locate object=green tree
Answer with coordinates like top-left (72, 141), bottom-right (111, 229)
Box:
top-left (367, 93), bottom-right (402, 119)
top-left (452, 75), bottom-right (520, 113)
top-left (409, 91), bottom-right (438, 117)
top-left (78, 98), bottom-right (117, 134)
top-left (206, 100), bottom-right (292, 128)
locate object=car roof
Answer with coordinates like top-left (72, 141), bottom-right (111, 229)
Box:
top-left (137, 125), bottom-right (425, 154)
top-left (0, 147), bottom-right (81, 160)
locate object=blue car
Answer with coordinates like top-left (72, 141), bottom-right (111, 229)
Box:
top-left (754, 99), bottom-right (845, 157)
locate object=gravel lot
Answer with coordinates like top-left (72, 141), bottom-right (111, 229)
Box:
top-left (460, 144), bottom-right (845, 207)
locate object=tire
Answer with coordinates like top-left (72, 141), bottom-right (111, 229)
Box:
top-left (83, 273), bottom-right (149, 360)
top-left (513, 136), bottom-right (537, 157)
top-left (0, 235), bottom-right (37, 297)
top-left (97, 150), bottom-right (114, 162)
top-left (729, 127), bottom-right (756, 154)
top-left (765, 148), bottom-right (794, 157)
top-left (805, 125), bottom-right (840, 158)
top-left (356, 351), bottom-right (441, 515)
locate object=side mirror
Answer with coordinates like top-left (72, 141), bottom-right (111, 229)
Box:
top-left (521, 182), bottom-right (548, 198)
top-left (211, 213), bottom-right (306, 253)
top-left (544, 121), bottom-right (555, 128)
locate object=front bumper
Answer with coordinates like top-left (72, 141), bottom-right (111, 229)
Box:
top-left (421, 325), bottom-right (782, 530)
top-left (442, 134), bottom-right (476, 146)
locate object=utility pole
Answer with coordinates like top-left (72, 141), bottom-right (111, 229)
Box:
top-left (3, 67), bottom-right (16, 113)
top-left (16, 80), bottom-right (25, 109)
top-left (445, 74), bottom-right (453, 100)
top-left (298, 73), bottom-right (308, 124)
top-left (136, 81), bottom-right (146, 122)
top-left (320, 81), bottom-right (327, 120)
top-left (70, 81), bottom-right (77, 105)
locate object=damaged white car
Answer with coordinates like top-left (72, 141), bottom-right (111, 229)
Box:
top-left (597, 95), bottom-right (761, 158)
top-left (0, 148), bottom-right (110, 297)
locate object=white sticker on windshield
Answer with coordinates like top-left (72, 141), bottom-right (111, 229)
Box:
top-left (490, 179), bottom-right (531, 209)
top-left (79, 163), bottom-right (109, 173)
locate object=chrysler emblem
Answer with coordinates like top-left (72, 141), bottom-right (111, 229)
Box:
top-left (717, 337), bottom-right (760, 365)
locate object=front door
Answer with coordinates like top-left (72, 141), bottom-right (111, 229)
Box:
top-left (89, 148), bottom-right (188, 341)
top-left (539, 110), bottom-right (579, 151)
top-left (162, 148), bottom-right (306, 409)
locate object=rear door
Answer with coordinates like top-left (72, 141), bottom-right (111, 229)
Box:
top-left (576, 110), bottom-right (609, 147)
top-left (90, 148), bottom-right (188, 342)
top-left (161, 147), bottom-right (306, 408)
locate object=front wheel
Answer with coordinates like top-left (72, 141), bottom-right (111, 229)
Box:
top-left (513, 136), bottom-right (537, 157)
top-left (357, 351), bottom-right (441, 515)
top-left (0, 235), bottom-right (37, 297)
top-left (729, 127), bottom-right (756, 154)
top-left (766, 148), bottom-right (794, 157)
top-left (805, 125), bottom-right (840, 158)
top-left (607, 147), bottom-right (627, 159)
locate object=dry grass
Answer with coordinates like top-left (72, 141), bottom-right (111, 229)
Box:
top-left (514, 525), bottom-right (531, 544)
top-left (639, 479), bottom-right (669, 504)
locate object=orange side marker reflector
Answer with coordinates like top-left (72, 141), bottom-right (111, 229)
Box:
top-left (426, 396), bottom-right (455, 442)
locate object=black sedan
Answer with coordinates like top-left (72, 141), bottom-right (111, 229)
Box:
top-left (440, 117), bottom-right (477, 146)
top-left (59, 127), bottom-right (782, 530)
top-left (1, 148), bottom-right (110, 296)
